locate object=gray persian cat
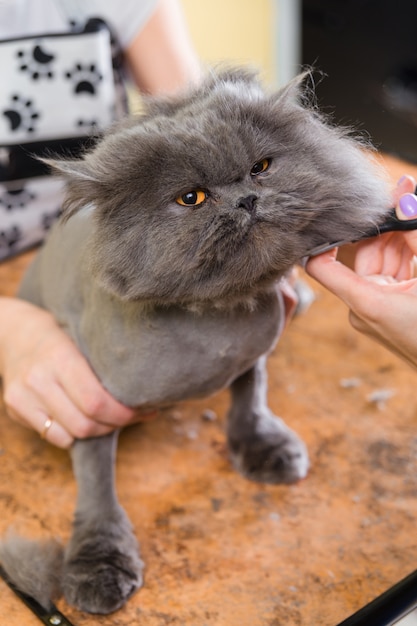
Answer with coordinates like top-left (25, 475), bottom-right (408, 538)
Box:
top-left (0, 69), bottom-right (391, 614)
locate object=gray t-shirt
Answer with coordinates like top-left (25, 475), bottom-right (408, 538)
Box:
top-left (0, 0), bottom-right (157, 48)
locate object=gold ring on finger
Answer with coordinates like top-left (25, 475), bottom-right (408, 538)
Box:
top-left (40, 417), bottom-right (53, 439)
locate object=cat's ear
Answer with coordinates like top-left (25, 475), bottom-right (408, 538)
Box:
top-left (42, 157), bottom-right (98, 182)
top-left (41, 157), bottom-right (102, 221)
top-left (271, 69), bottom-right (319, 107)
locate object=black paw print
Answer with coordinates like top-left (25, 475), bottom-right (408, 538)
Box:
top-left (65, 63), bottom-right (102, 95)
top-left (2, 95), bottom-right (40, 133)
top-left (0, 225), bottom-right (22, 251)
top-left (0, 187), bottom-right (36, 211)
top-left (16, 44), bottom-right (55, 80)
top-left (76, 118), bottom-right (99, 132)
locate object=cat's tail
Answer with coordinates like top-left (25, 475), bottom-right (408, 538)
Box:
top-left (0, 532), bottom-right (63, 610)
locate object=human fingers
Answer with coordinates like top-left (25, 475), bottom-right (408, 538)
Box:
top-left (61, 368), bottom-right (158, 429)
top-left (55, 351), bottom-right (136, 428)
top-left (307, 252), bottom-right (417, 367)
top-left (336, 177), bottom-right (415, 278)
top-left (397, 191), bottom-right (417, 221)
top-left (347, 274), bottom-right (417, 369)
top-left (4, 385), bottom-right (75, 448)
top-left (305, 248), bottom-right (385, 320)
top-left (5, 359), bottom-right (155, 447)
top-left (392, 174), bottom-right (415, 204)
top-left (355, 232), bottom-right (414, 280)
top-left (47, 339), bottom-right (159, 429)
top-left (351, 175), bottom-right (417, 278)
top-left (0, 300), bottom-right (138, 441)
top-left (308, 245), bottom-right (417, 307)
top-left (393, 236), bottom-right (417, 281)
top-left (20, 325), bottom-right (141, 431)
top-left (395, 192), bottom-right (417, 258)
top-left (3, 357), bottom-right (117, 445)
top-left (353, 233), bottom-right (393, 277)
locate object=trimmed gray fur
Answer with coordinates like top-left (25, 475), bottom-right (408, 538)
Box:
top-left (0, 533), bottom-right (63, 610)
top-left (1, 68), bottom-right (391, 614)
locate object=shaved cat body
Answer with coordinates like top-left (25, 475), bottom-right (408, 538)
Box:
top-left (21, 211), bottom-right (283, 408)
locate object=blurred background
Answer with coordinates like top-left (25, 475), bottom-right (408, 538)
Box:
top-left (180, 0), bottom-right (417, 163)
top-left (181, 0), bottom-right (285, 87)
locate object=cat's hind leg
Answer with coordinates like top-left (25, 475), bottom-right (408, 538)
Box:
top-left (227, 356), bottom-right (309, 484)
top-left (63, 432), bottom-right (144, 614)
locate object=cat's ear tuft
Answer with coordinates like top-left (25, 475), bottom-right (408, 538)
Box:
top-left (215, 66), bottom-right (260, 87)
top-left (202, 66), bottom-right (263, 97)
top-left (272, 68), bottom-right (323, 108)
top-left (41, 157), bottom-right (99, 183)
top-left (41, 157), bottom-right (102, 221)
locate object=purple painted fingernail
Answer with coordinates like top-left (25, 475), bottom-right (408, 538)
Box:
top-left (399, 193), bottom-right (417, 217)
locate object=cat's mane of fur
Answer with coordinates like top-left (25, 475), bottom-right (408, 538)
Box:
top-left (40, 67), bottom-right (390, 309)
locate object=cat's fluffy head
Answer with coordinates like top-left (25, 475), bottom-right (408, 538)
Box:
top-left (49, 68), bottom-right (391, 304)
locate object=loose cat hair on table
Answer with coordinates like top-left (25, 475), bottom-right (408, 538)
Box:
top-left (0, 68), bottom-right (392, 614)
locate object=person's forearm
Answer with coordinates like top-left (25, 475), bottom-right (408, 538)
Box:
top-left (125, 0), bottom-right (201, 96)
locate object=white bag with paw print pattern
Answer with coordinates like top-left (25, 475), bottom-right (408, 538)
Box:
top-left (0, 17), bottom-right (125, 260)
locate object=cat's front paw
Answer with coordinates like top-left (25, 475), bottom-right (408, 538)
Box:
top-left (63, 523), bottom-right (144, 614)
top-left (228, 412), bottom-right (309, 484)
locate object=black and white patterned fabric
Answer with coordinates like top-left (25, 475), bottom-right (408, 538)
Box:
top-left (0, 14), bottom-right (127, 260)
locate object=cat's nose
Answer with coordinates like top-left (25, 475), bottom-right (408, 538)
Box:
top-left (237, 194), bottom-right (257, 213)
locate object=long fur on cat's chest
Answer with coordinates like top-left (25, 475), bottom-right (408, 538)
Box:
top-left (19, 212), bottom-right (284, 407)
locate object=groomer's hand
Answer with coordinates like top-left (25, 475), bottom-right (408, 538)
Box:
top-left (0, 298), bottom-right (154, 448)
top-left (306, 175), bottom-right (417, 369)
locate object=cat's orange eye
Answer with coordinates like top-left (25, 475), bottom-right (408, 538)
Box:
top-left (250, 158), bottom-right (271, 176)
top-left (176, 189), bottom-right (208, 207)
